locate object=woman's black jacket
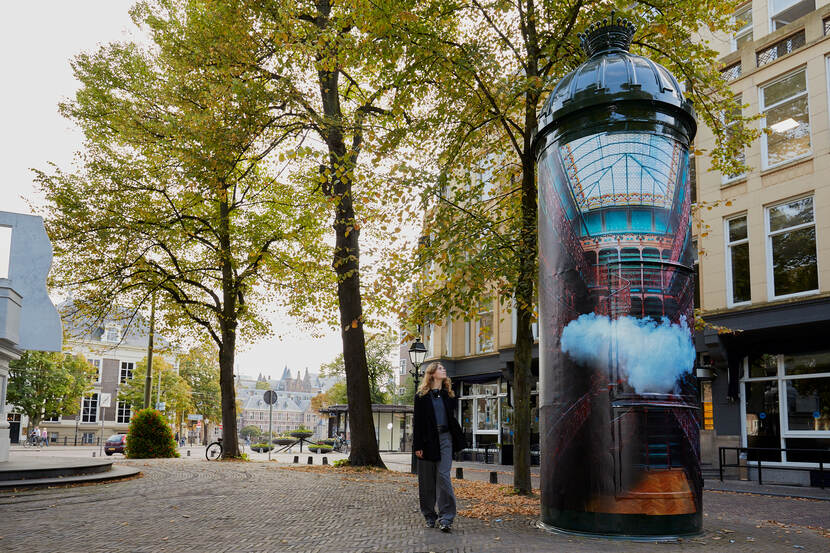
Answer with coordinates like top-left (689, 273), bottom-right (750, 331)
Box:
top-left (412, 389), bottom-right (466, 462)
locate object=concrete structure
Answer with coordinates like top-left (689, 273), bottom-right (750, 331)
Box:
top-left (693, 1), bottom-right (830, 483)
top-left (0, 212), bottom-right (62, 461)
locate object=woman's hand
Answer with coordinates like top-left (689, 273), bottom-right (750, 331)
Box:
top-left (415, 450), bottom-right (424, 459)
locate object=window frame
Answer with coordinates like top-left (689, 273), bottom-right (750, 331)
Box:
top-left (759, 68), bottom-right (812, 170)
top-left (724, 213), bottom-right (752, 307)
top-left (732, 3), bottom-right (753, 51)
top-left (103, 325), bottom-right (122, 344)
top-left (722, 94), bottom-right (746, 184)
top-left (81, 393), bottom-right (99, 423)
top-left (474, 300), bottom-right (495, 354)
top-left (443, 316), bottom-right (453, 357)
top-left (89, 358), bottom-right (102, 383)
top-left (768, 0), bottom-right (815, 32)
top-left (116, 401), bottom-right (131, 424)
top-left (119, 361), bottom-right (134, 384)
top-left (764, 195), bottom-right (819, 300)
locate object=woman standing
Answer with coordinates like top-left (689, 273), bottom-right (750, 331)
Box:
top-left (413, 362), bottom-right (465, 532)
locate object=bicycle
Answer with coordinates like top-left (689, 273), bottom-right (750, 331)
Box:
top-left (206, 437), bottom-right (223, 460)
top-left (22, 435), bottom-right (39, 448)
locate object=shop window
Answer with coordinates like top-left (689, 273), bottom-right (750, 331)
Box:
top-left (769, 0), bottom-right (814, 31)
top-left (785, 378), bottom-right (830, 431)
top-left (784, 351), bottom-right (830, 376)
top-left (760, 69), bottom-right (810, 168)
top-left (749, 354), bottom-right (778, 378)
top-left (701, 380), bottom-right (714, 430)
top-left (725, 214), bottom-right (751, 305)
top-left (766, 196), bottom-right (818, 298)
top-left (733, 4), bottom-right (753, 50)
top-left (744, 381), bottom-right (782, 461)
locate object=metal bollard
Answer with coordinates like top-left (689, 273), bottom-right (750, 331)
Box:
top-left (92, 451), bottom-right (96, 457)
top-left (293, 455), bottom-right (299, 464)
top-left (64, 437), bottom-right (67, 446)
top-left (322, 457), bottom-right (328, 465)
top-left (489, 471), bottom-right (498, 484)
top-left (307, 456), bottom-right (313, 465)
top-left (455, 467), bottom-right (463, 479)
top-left (187, 450), bottom-right (190, 457)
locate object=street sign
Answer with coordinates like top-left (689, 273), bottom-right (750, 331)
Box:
top-left (99, 393), bottom-right (112, 408)
top-left (187, 414), bottom-right (204, 421)
top-left (263, 390), bottom-right (278, 405)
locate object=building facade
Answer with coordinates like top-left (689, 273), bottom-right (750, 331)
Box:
top-left (694, 1), bottom-right (830, 480)
top-left (35, 301), bottom-right (177, 446)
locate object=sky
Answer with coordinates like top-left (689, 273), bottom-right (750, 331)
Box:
top-left (0, 2), bottom-right (347, 379)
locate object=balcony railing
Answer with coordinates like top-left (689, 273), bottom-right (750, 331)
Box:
top-left (757, 30), bottom-right (806, 67)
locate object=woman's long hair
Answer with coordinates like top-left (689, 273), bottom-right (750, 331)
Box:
top-left (417, 362), bottom-right (455, 398)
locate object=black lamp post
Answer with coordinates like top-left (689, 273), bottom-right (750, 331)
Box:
top-left (408, 337), bottom-right (427, 473)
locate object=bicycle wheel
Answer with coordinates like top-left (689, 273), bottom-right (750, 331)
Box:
top-left (22, 438), bottom-right (31, 448)
top-left (206, 441), bottom-right (223, 460)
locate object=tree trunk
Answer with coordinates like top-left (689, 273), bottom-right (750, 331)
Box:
top-left (314, 0), bottom-right (383, 468)
top-left (218, 195), bottom-right (240, 458)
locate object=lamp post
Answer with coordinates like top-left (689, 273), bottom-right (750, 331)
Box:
top-left (408, 337), bottom-right (427, 473)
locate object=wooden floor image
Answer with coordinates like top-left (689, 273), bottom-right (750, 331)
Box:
top-left (587, 468), bottom-right (696, 515)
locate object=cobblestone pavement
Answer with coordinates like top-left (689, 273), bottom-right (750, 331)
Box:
top-left (0, 459), bottom-right (828, 552)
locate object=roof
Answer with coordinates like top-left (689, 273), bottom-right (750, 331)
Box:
top-left (59, 299), bottom-right (173, 350)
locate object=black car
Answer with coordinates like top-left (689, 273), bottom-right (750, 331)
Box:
top-left (104, 434), bottom-right (127, 455)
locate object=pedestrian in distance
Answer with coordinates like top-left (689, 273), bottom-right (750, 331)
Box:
top-left (413, 362), bottom-right (466, 533)
top-left (41, 427), bottom-right (48, 446)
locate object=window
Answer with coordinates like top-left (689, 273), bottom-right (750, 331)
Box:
top-left (769, 0), bottom-right (814, 31)
top-left (756, 30), bottom-right (806, 66)
top-left (443, 317), bottom-right (452, 357)
top-left (725, 215), bottom-right (751, 305)
top-left (425, 324), bottom-right (434, 358)
top-left (742, 351), bottom-right (830, 464)
top-left (722, 63), bottom-right (742, 82)
top-left (116, 401), bottom-right (131, 424)
top-left (104, 325), bottom-right (122, 343)
top-left (760, 69), bottom-right (810, 169)
top-left (766, 196), bottom-right (818, 299)
top-left (692, 239), bottom-right (700, 309)
top-left (825, 16), bottom-right (830, 35)
top-left (399, 359), bottom-right (407, 376)
top-left (89, 359), bottom-right (101, 382)
top-left (722, 95), bottom-right (746, 183)
top-left (119, 361), bottom-right (134, 383)
top-left (733, 4), bottom-right (753, 51)
top-left (0, 226), bottom-right (11, 279)
top-left (475, 300), bottom-right (494, 354)
top-left (81, 393), bottom-right (99, 423)
top-left (511, 299), bottom-right (539, 344)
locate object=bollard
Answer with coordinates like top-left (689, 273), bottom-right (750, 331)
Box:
top-left (64, 437), bottom-right (67, 446)
top-left (455, 467), bottom-right (464, 479)
top-left (489, 471), bottom-right (498, 484)
top-left (92, 451), bottom-right (96, 457)
top-left (293, 455), bottom-right (299, 464)
top-left (307, 456), bottom-right (313, 465)
top-left (322, 457), bottom-right (328, 465)
top-left (187, 450), bottom-right (190, 457)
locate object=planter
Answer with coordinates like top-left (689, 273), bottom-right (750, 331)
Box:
top-left (251, 443), bottom-right (274, 452)
top-left (308, 444), bottom-right (333, 454)
top-left (272, 437), bottom-right (297, 446)
top-left (288, 431), bottom-right (313, 439)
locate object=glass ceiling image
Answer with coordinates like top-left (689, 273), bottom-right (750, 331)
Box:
top-left (559, 132), bottom-right (683, 212)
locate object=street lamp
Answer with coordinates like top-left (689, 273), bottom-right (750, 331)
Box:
top-left (408, 337), bottom-right (427, 473)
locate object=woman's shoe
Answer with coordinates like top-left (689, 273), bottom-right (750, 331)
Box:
top-left (425, 520), bottom-right (436, 528)
top-left (439, 522), bottom-right (451, 533)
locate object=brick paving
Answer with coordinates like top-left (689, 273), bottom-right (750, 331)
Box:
top-left (0, 458), bottom-right (827, 552)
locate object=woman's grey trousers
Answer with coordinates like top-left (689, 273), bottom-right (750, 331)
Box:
top-left (417, 431), bottom-right (456, 526)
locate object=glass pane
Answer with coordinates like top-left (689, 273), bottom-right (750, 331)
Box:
top-left (749, 354), bottom-right (778, 378)
top-left (735, 5), bottom-right (752, 30)
top-left (744, 381), bottom-right (782, 461)
top-left (771, 226), bottom-right (818, 296)
top-left (478, 311), bottom-right (494, 352)
top-left (730, 242), bottom-right (751, 303)
top-left (762, 71), bottom-right (806, 107)
top-left (786, 378), bottom-right (830, 430)
top-left (784, 351), bottom-right (830, 376)
top-left (765, 96), bottom-right (810, 166)
top-left (0, 226), bottom-right (11, 279)
top-left (476, 397), bottom-right (498, 431)
top-left (784, 438), bottom-right (830, 463)
top-left (500, 396), bottom-right (513, 444)
top-left (769, 196), bottom-right (813, 231)
top-left (728, 216), bottom-right (747, 242)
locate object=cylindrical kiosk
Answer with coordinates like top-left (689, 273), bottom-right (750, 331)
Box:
top-left (534, 15), bottom-right (700, 537)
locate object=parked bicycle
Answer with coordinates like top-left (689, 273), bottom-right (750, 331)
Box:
top-left (206, 437), bottom-right (223, 460)
top-left (22, 435), bottom-right (39, 448)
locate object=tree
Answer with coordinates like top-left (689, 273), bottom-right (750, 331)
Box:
top-left (240, 425), bottom-right (262, 442)
top-left (7, 351), bottom-right (96, 431)
top-left (315, 380), bottom-right (350, 409)
top-left (36, 1), bottom-right (328, 458)
top-left (320, 332), bottom-right (396, 404)
top-left (118, 356), bottom-right (192, 427)
top-left (178, 342), bottom-right (222, 445)
top-left (401, 0), bottom-right (759, 493)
